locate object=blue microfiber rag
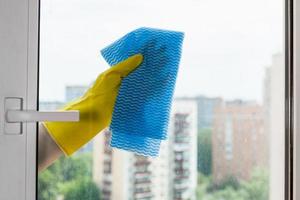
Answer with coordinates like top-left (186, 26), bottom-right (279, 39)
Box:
top-left (101, 27), bottom-right (184, 156)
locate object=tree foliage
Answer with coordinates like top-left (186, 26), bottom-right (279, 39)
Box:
top-left (207, 175), bottom-right (240, 192)
top-left (197, 168), bottom-right (269, 200)
top-left (38, 152), bottom-right (99, 200)
top-left (198, 128), bottom-right (212, 176)
top-left (241, 168), bottom-right (269, 200)
top-left (64, 179), bottom-right (101, 200)
top-left (38, 170), bottom-right (58, 200)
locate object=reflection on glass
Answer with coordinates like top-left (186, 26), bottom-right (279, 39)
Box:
top-left (38, 0), bottom-right (284, 199)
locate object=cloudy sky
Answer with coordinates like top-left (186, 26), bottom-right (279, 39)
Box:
top-left (39, 0), bottom-right (284, 103)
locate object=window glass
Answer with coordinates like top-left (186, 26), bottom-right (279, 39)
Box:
top-left (38, 0), bottom-right (285, 199)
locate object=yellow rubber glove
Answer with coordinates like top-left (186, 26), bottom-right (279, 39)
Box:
top-left (43, 54), bottom-right (143, 156)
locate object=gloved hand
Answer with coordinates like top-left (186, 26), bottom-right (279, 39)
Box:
top-left (43, 54), bottom-right (143, 156)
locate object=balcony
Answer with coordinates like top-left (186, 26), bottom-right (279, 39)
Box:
top-left (135, 178), bottom-right (151, 184)
top-left (134, 191), bottom-right (153, 199)
top-left (134, 160), bottom-right (151, 166)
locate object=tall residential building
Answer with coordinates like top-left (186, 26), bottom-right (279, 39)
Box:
top-left (169, 100), bottom-right (197, 200)
top-left (178, 96), bottom-right (221, 176)
top-left (177, 96), bottom-right (222, 130)
top-left (39, 101), bottom-right (64, 111)
top-left (212, 100), bottom-right (267, 183)
top-left (93, 131), bottom-right (169, 200)
top-left (93, 99), bottom-right (197, 200)
top-left (263, 53), bottom-right (285, 200)
top-left (65, 85), bottom-right (88, 102)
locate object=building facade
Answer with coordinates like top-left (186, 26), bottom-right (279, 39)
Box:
top-left (39, 101), bottom-right (64, 111)
top-left (93, 99), bottom-right (198, 200)
top-left (177, 96), bottom-right (222, 130)
top-left (65, 85), bottom-right (88, 102)
top-left (212, 100), bottom-right (267, 183)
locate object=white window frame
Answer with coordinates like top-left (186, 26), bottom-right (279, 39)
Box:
top-left (0, 0), bottom-right (297, 199)
top-left (0, 0), bottom-right (39, 199)
top-left (293, 0), bottom-right (300, 199)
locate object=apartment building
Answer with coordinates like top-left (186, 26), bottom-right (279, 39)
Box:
top-left (212, 100), bottom-right (267, 183)
top-left (177, 96), bottom-right (222, 130)
top-left (93, 99), bottom-right (197, 200)
top-left (65, 85), bottom-right (88, 102)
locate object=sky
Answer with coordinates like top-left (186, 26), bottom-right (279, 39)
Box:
top-left (39, 0), bottom-right (284, 103)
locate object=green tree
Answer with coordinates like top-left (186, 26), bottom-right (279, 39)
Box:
top-left (198, 128), bottom-right (212, 176)
top-left (196, 173), bottom-right (212, 199)
top-left (38, 152), bottom-right (96, 199)
top-left (210, 186), bottom-right (245, 200)
top-left (54, 153), bottom-right (92, 182)
top-left (64, 178), bottom-right (101, 200)
top-left (207, 175), bottom-right (240, 192)
top-left (38, 170), bottom-right (59, 200)
top-left (240, 168), bottom-right (269, 200)
top-left (196, 168), bottom-right (269, 200)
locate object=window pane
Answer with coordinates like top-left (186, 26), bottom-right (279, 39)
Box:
top-left (38, 0), bottom-right (285, 200)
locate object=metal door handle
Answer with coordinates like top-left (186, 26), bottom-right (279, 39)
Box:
top-left (6, 110), bottom-right (80, 122)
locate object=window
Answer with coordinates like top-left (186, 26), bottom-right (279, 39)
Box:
top-left (37, 0), bottom-right (286, 199)
top-left (3, 2), bottom-right (300, 200)
top-left (225, 114), bottom-right (233, 160)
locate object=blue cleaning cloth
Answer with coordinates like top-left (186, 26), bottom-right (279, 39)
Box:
top-left (101, 27), bottom-right (184, 156)
top-left (109, 132), bottom-right (161, 156)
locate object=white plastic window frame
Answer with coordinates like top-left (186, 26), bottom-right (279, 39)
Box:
top-left (0, 0), bottom-right (294, 199)
top-left (293, 0), bottom-right (300, 199)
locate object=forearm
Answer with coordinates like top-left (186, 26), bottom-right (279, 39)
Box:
top-left (38, 123), bottom-right (63, 172)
